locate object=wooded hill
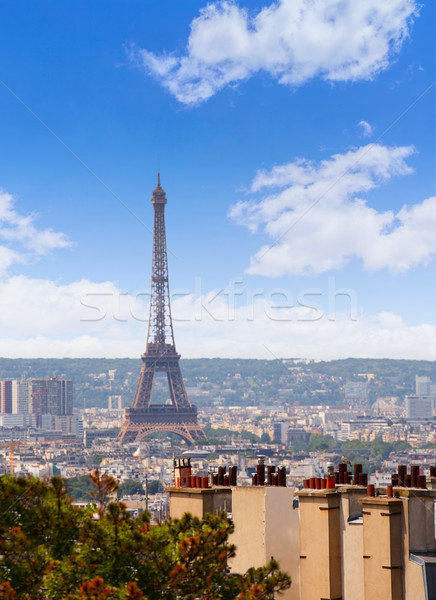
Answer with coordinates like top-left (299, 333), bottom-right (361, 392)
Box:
top-left (0, 357), bottom-right (434, 409)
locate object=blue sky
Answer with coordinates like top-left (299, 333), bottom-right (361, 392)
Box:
top-left (0, 0), bottom-right (434, 359)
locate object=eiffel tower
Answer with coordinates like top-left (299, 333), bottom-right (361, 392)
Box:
top-left (117, 176), bottom-right (207, 445)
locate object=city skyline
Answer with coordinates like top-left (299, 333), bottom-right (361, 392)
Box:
top-left (0, 0), bottom-right (434, 359)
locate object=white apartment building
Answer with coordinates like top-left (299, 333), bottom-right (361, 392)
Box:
top-left (11, 380), bottom-right (30, 413)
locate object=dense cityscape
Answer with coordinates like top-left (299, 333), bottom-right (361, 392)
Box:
top-left (1, 362), bottom-right (436, 518)
top-left (0, 0), bottom-right (434, 598)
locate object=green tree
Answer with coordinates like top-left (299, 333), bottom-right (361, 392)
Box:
top-left (119, 479), bottom-right (145, 497)
top-left (260, 432), bottom-right (271, 444)
top-left (0, 475), bottom-right (83, 598)
top-left (369, 438), bottom-right (393, 461)
top-left (0, 475), bottom-right (291, 600)
top-left (67, 474), bottom-right (95, 502)
top-left (147, 480), bottom-right (164, 495)
top-left (48, 510), bottom-right (291, 600)
top-left (307, 433), bottom-right (335, 452)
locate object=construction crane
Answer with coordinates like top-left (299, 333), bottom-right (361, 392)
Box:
top-left (9, 441), bottom-right (14, 475)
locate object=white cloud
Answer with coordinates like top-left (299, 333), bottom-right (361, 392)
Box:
top-left (0, 189), bottom-right (72, 272)
top-left (358, 120), bottom-right (374, 137)
top-left (0, 246), bottom-right (23, 272)
top-left (131, 0), bottom-right (419, 105)
top-left (229, 143), bottom-right (436, 276)
top-left (0, 274), bottom-right (434, 360)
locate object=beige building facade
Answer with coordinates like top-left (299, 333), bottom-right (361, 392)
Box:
top-left (297, 485), bottom-right (436, 600)
top-left (167, 486), bottom-right (232, 520)
top-left (230, 486), bottom-right (300, 600)
top-left (168, 477), bottom-right (436, 600)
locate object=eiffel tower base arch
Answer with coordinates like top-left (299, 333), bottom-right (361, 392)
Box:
top-left (117, 406), bottom-right (207, 445)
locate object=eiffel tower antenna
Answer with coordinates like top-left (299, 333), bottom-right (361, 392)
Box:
top-left (117, 176), bottom-right (206, 445)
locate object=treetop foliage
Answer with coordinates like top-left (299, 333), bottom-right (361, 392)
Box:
top-left (304, 434), bottom-right (412, 473)
top-left (0, 473), bottom-right (290, 600)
